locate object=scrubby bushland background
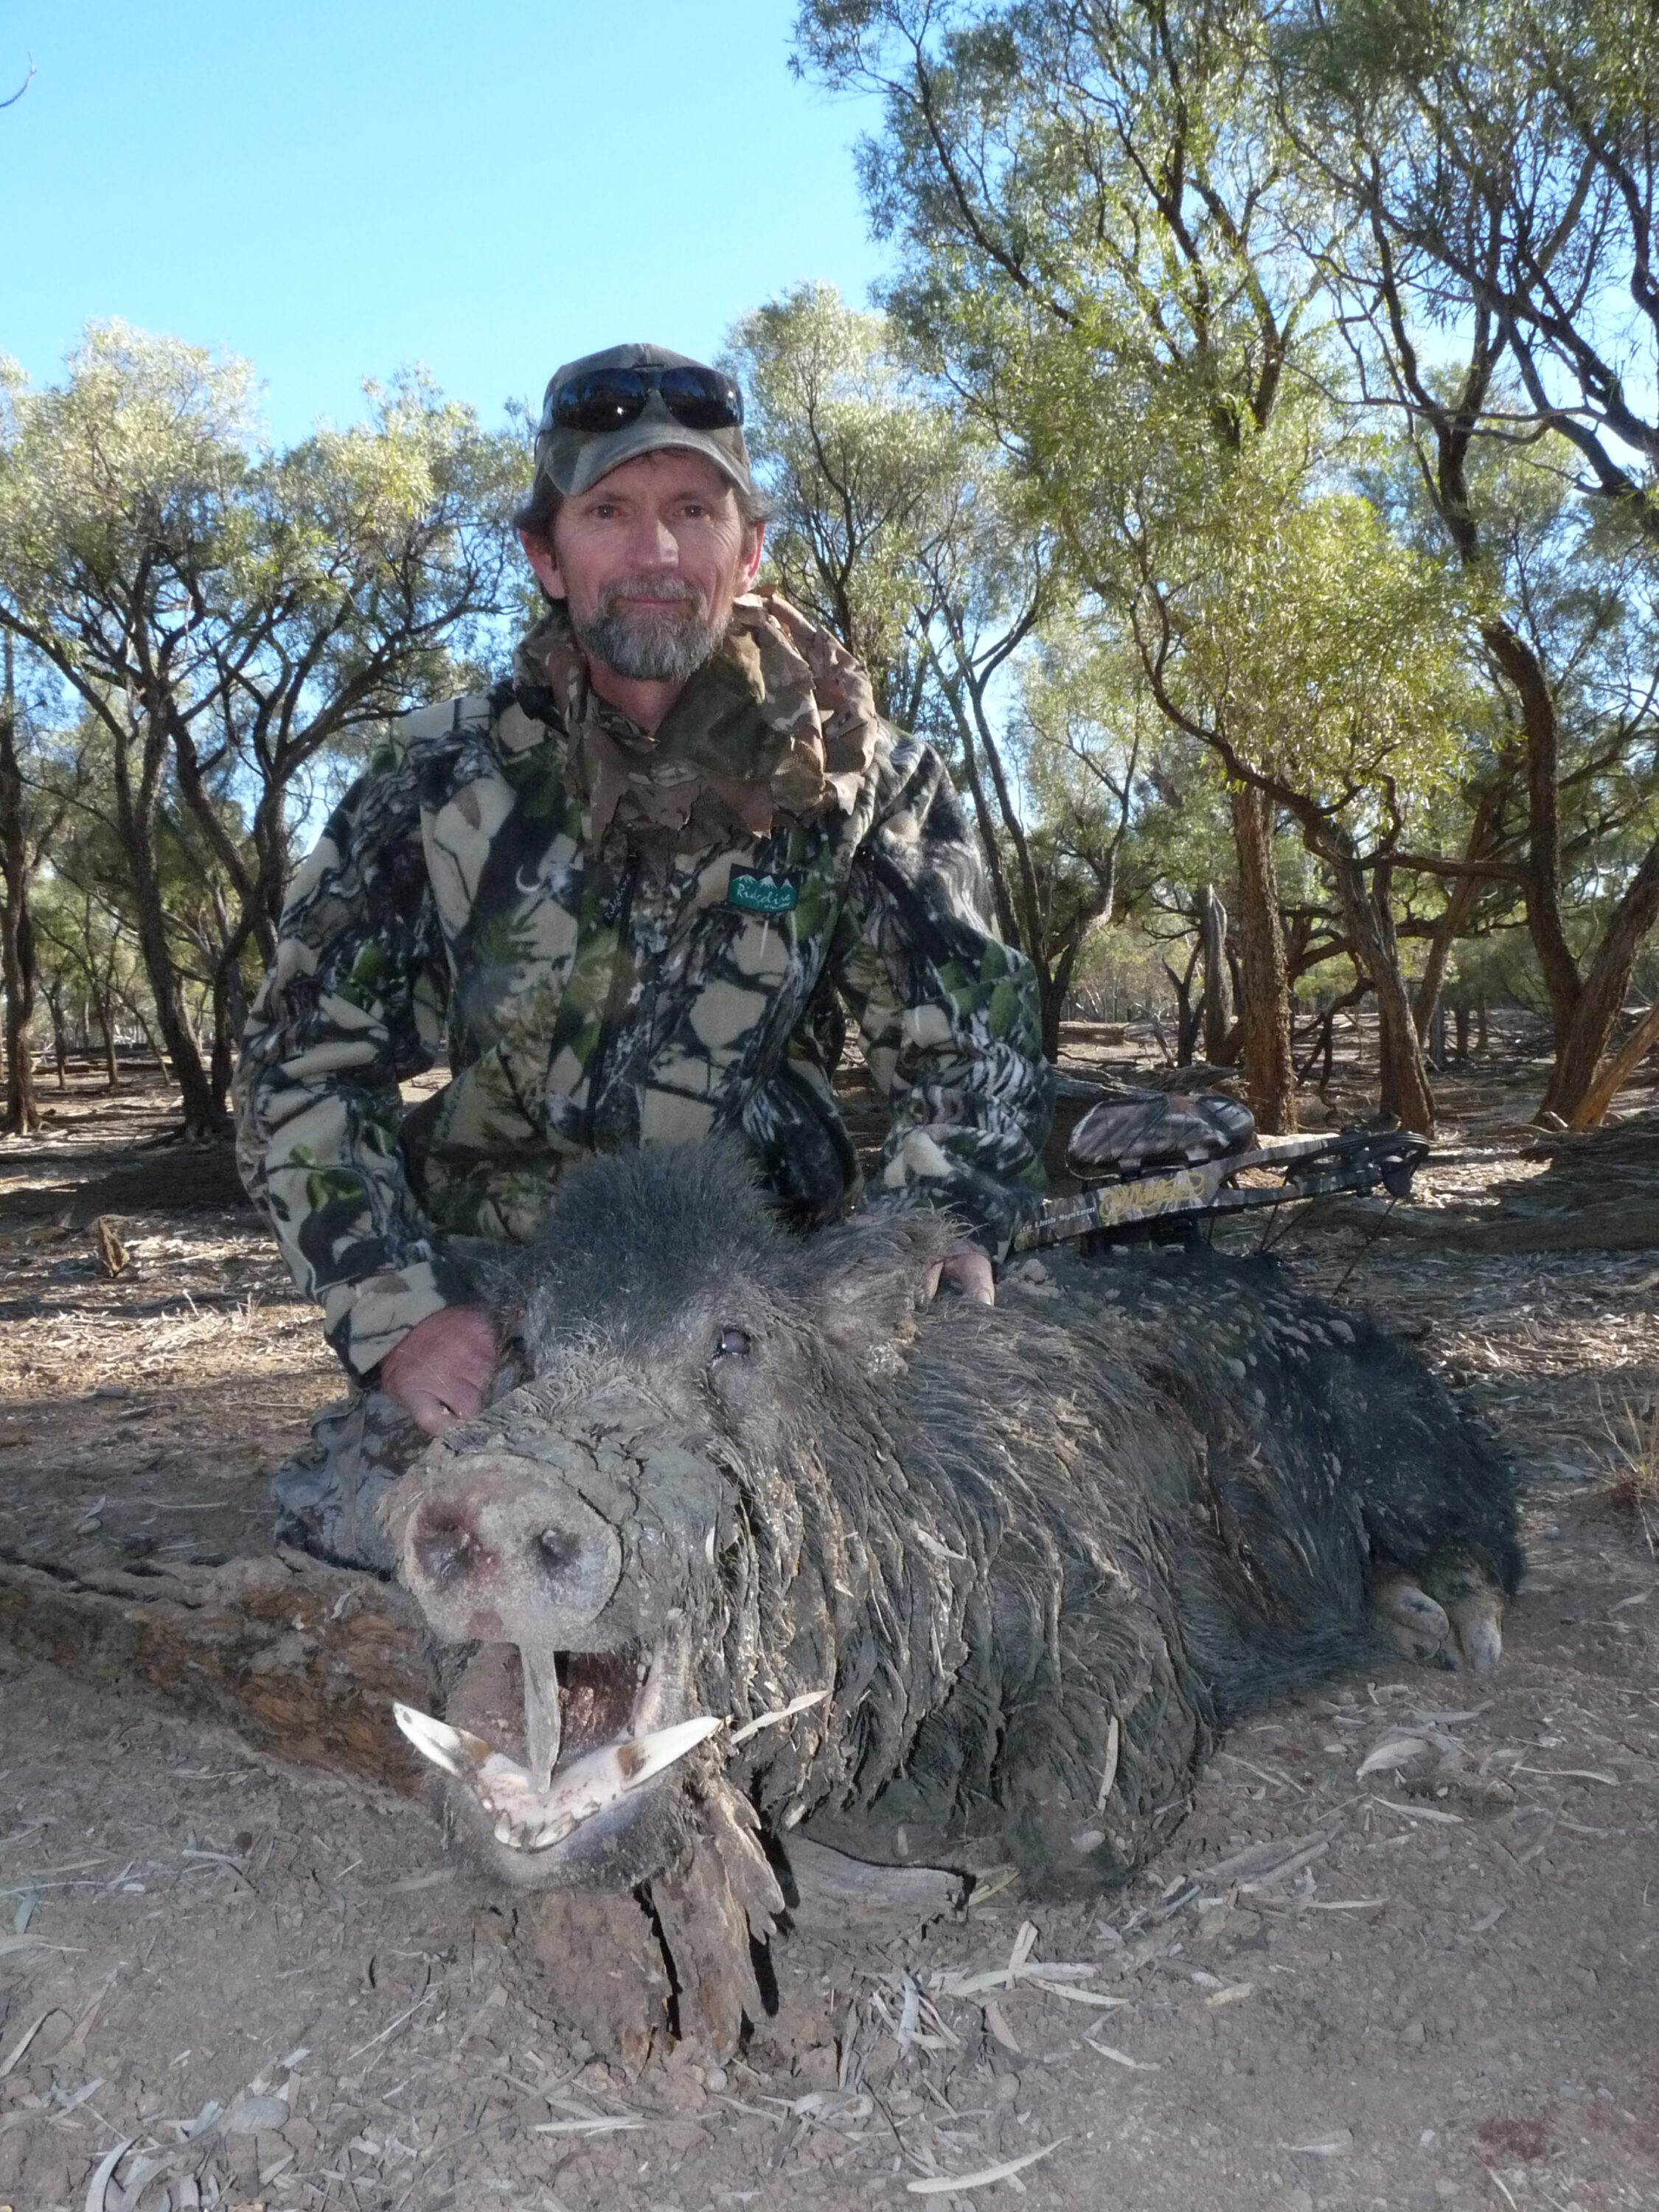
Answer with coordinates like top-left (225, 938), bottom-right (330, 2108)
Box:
top-left (4, 0), bottom-right (1659, 1144)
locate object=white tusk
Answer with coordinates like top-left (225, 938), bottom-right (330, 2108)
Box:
top-left (523, 1658), bottom-right (563, 1795)
top-left (626, 1713), bottom-right (726, 1781)
top-left (524, 1716), bottom-right (724, 1851)
top-left (394, 1702), bottom-right (493, 1779)
top-left (392, 1699), bottom-right (723, 1854)
top-left (728, 1688), bottom-right (830, 1746)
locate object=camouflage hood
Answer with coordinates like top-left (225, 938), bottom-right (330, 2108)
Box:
top-left (515, 591), bottom-right (882, 845)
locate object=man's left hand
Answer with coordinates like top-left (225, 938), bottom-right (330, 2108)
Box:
top-left (925, 1239), bottom-right (995, 1306)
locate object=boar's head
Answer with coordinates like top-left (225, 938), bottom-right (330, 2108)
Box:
top-left (380, 1142), bottom-right (950, 1893)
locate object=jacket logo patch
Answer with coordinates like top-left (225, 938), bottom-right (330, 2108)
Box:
top-left (727, 868), bottom-right (801, 916)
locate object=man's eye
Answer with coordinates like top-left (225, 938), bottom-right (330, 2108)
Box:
top-left (712, 1327), bottom-right (752, 1360)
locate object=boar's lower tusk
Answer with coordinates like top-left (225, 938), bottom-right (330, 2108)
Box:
top-left (394, 1702), bottom-right (493, 1781)
top-left (392, 1699), bottom-right (723, 1854)
top-left (524, 1716), bottom-right (725, 1851)
top-left (727, 1688), bottom-right (830, 1745)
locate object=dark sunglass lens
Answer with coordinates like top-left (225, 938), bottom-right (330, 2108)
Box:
top-left (554, 368), bottom-right (650, 432)
top-left (657, 366), bottom-right (743, 429)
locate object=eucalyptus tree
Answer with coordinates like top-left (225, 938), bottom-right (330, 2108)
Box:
top-left (1277, 0), bottom-right (1659, 1119)
top-left (1119, 418), bottom-right (1477, 1130)
top-left (1281, 0), bottom-right (1659, 536)
top-left (726, 284), bottom-right (959, 724)
top-left (796, 0), bottom-right (1347, 1124)
top-left (0, 324), bottom-right (523, 1130)
top-left (731, 285), bottom-right (1112, 1054)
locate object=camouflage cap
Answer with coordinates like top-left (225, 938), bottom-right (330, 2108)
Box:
top-left (518, 343), bottom-right (754, 530)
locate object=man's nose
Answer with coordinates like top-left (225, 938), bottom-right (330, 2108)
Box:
top-left (622, 509), bottom-right (680, 568)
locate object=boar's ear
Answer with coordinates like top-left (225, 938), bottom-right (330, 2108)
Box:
top-left (813, 1211), bottom-right (951, 1357)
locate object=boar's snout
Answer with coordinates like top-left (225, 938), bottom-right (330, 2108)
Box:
top-left (399, 1451), bottom-right (625, 1651)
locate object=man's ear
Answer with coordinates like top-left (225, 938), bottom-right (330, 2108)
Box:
top-left (519, 526), bottom-right (566, 601)
top-left (740, 521), bottom-right (765, 591)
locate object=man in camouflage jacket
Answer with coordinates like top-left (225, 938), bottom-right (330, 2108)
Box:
top-left (235, 342), bottom-right (1052, 1565)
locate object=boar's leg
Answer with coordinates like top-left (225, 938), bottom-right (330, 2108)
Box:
top-left (650, 1777), bottom-right (785, 2060)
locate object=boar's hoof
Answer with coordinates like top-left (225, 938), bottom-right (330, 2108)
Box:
top-left (1373, 1569), bottom-right (1506, 1672)
top-left (1436, 1579), bottom-right (1505, 1673)
top-left (1373, 1576), bottom-right (1454, 1664)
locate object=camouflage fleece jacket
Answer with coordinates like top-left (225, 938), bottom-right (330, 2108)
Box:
top-left (234, 592), bottom-right (1053, 1377)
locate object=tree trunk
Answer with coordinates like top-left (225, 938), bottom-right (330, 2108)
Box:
top-left (117, 990), bottom-right (168, 1074)
top-left (41, 980), bottom-right (68, 1087)
top-left (1164, 940), bottom-right (1202, 1065)
top-left (1330, 854), bottom-right (1436, 1133)
top-left (0, 692), bottom-right (40, 1136)
top-left (1568, 998), bottom-right (1659, 1130)
top-left (1199, 883), bottom-right (1233, 1063)
top-left (1412, 770), bottom-right (1511, 1041)
top-left (1484, 620), bottom-right (1582, 1045)
top-left (1228, 785), bottom-right (1295, 1133)
top-left (111, 726), bottom-right (221, 1133)
top-left (94, 984), bottom-right (119, 1090)
top-left (1538, 832), bottom-right (1659, 1121)
top-left (210, 964), bottom-right (238, 1116)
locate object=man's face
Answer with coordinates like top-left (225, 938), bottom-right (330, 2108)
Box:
top-left (522, 449), bottom-right (763, 686)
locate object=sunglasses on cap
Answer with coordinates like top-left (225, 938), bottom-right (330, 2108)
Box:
top-left (551, 364), bottom-right (744, 435)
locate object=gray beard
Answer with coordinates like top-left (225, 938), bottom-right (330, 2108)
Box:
top-left (571, 580), bottom-right (724, 686)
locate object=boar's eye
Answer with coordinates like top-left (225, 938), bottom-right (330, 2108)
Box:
top-left (712, 1326), bottom-right (752, 1362)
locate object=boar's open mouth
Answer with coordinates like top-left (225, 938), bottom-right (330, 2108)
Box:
top-left (394, 1616), bottom-right (721, 1858)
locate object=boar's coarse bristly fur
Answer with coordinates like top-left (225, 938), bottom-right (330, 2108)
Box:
top-left (389, 1142), bottom-right (1521, 2046)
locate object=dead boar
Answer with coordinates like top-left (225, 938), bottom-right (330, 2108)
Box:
top-left (381, 1143), bottom-right (1521, 2048)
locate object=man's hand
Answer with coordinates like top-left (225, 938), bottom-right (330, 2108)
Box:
top-left (379, 1305), bottom-right (498, 1436)
top-left (924, 1239), bottom-right (995, 1307)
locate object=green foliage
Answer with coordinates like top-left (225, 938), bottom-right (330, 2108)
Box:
top-left (0, 324), bottom-right (529, 1121)
top-left (725, 285), bottom-right (963, 720)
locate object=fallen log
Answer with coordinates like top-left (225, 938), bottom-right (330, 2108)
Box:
top-left (0, 1544), bottom-right (435, 1795)
top-left (1299, 1196), bottom-right (1659, 1252)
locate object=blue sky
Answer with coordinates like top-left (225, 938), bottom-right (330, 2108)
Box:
top-left (1, 0), bottom-right (888, 445)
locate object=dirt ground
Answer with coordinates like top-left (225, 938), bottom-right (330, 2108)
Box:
top-left (1, 1031), bottom-right (1656, 2212)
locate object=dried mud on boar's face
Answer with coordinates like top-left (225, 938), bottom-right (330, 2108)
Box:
top-left (378, 1144), bottom-right (909, 1894)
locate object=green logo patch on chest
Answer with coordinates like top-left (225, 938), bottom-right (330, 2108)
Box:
top-left (727, 867), bottom-right (801, 916)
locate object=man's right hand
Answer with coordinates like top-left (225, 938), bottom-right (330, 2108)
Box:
top-left (379, 1305), bottom-right (498, 1436)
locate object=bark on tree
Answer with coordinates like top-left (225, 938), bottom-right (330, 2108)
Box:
top-left (41, 978), bottom-right (68, 1085)
top-left (1199, 883), bottom-right (1233, 1064)
top-left (1568, 998), bottom-right (1659, 1130)
top-left (1411, 770), bottom-right (1512, 1043)
top-left (96, 991), bottom-right (119, 1089)
top-left (110, 721), bottom-right (220, 1135)
top-left (1329, 854), bottom-right (1436, 1134)
top-left (1164, 937), bottom-right (1203, 1064)
top-left (1539, 838), bottom-right (1659, 1122)
top-left (0, 676), bottom-right (41, 1136)
top-left (1228, 785), bottom-right (1296, 1133)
